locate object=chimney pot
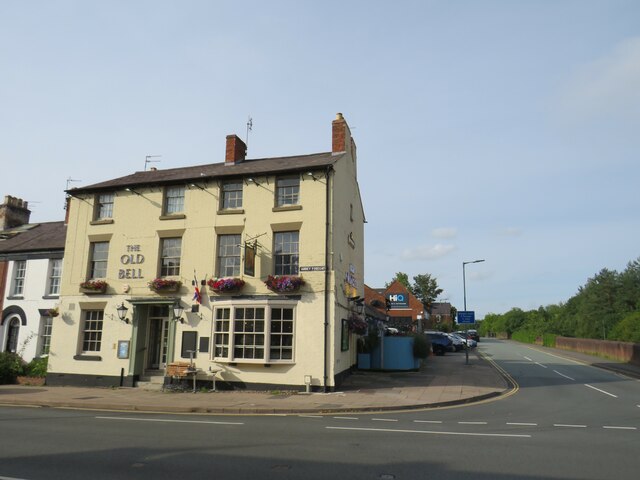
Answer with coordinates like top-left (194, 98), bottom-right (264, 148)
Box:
top-left (0, 194), bottom-right (31, 230)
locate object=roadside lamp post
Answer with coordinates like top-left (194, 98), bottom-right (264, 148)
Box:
top-left (462, 259), bottom-right (485, 364)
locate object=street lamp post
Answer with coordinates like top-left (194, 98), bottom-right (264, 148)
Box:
top-left (462, 259), bottom-right (485, 364)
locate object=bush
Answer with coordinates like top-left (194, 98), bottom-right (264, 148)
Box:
top-left (542, 334), bottom-right (557, 347)
top-left (0, 352), bottom-right (25, 384)
top-left (412, 334), bottom-right (430, 359)
top-left (511, 331), bottom-right (538, 344)
top-left (25, 357), bottom-right (48, 377)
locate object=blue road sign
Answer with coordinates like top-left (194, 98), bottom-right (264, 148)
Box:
top-left (457, 311), bottom-right (475, 324)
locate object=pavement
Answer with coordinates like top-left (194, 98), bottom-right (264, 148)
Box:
top-left (0, 342), bottom-right (637, 415)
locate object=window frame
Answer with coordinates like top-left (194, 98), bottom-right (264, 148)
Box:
top-left (94, 193), bottom-right (114, 220)
top-left (212, 303), bottom-right (296, 364)
top-left (89, 242), bottom-right (109, 279)
top-left (160, 237), bottom-right (182, 277)
top-left (217, 234), bottom-right (241, 277)
top-left (275, 175), bottom-right (300, 207)
top-left (11, 260), bottom-right (27, 297)
top-left (40, 316), bottom-right (53, 356)
top-left (163, 186), bottom-right (185, 215)
top-left (221, 181), bottom-right (243, 210)
top-left (81, 310), bottom-right (104, 353)
top-left (274, 231), bottom-right (299, 275)
top-left (47, 258), bottom-right (63, 296)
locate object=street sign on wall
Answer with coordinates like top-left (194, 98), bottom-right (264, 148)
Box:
top-left (457, 311), bottom-right (475, 324)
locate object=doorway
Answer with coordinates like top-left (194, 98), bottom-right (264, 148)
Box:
top-left (146, 305), bottom-right (169, 370)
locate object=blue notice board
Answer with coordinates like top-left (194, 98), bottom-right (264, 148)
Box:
top-left (457, 311), bottom-right (475, 324)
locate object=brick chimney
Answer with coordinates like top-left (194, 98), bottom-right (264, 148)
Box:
top-left (0, 195), bottom-right (31, 230)
top-left (332, 112), bottom-right (352, 154)
top-left (225, 135), bottom-right (247, 165)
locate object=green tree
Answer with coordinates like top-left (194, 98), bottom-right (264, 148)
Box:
top-left (411, 273), bottom-right (443, 313)
top-left (386, 272), bottom-right (410, 290)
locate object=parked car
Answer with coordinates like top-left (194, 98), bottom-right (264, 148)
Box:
top-left (467, 329), bottom-right (480, 342)
top-left (445, 333), bottom-right (464, 352)
top-left (452, 332), bottom-right (477, 348)
top-left (425, 331), bottom-right (453, 356)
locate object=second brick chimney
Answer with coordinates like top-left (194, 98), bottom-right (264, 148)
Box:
top-left (332, 112), bottom-right (352, 155)
top-left (0, 195), bottom-right (31, 230)
top-left (225, 135), bottom-right (247, 165)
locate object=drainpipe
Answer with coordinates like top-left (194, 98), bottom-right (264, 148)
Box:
top-left (323, 166), bottom-right (333, 392)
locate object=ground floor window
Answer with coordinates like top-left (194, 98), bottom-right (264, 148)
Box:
top-left (82, 310), bottom-right (104, 352)
top-left (213, 304), bottom-right (295, 363)
top-left (40, 317), bottom-right (53, 356)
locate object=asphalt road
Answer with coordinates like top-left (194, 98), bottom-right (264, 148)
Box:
top-left (0, 339), bottom-right (638, 479)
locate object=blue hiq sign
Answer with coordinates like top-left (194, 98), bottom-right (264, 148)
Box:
top-left (457, 311), bottom-right (475, 324)
top-left (387, 293), bottom-right (409, 309)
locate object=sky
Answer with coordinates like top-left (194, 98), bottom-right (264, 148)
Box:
top-left (1, 1), bottom-right (639, 319)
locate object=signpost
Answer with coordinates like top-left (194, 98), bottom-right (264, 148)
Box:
top-left (457, 311), bottom-right (475, 324)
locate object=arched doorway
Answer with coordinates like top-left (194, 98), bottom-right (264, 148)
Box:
top-left (6, 318), bottom-right (20, 353)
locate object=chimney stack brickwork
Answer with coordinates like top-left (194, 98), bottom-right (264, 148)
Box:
top-left (0, 195), bottom-right (31, 230)
top-left (332, 112), bottom-right (351, 154)
top-left (225, 135), bottom-right (247, 165)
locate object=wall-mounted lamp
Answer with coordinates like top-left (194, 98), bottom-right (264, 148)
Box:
top-left (173, 301), bottom-right (185, 324)
top-left (305, 172), bottom-right (317, 181)
top-left (124, 187), bottom-right (142, 196)
top-left (189, 183), bottom-right (205, 191)
top-left (116, 303), bottom-right (129, 324)
top-left (245, 178), bottom-right (260, 186)
top-left (348, 296), bottom-right (365, 315)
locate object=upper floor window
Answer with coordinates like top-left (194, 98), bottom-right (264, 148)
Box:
top-left (164, 186), bottom-right (185, 215)
top-left (221, 181), bottom-right (243, 209)
top-left (276, 176), bottom-right (299, 207)
top-left (89, 242), bottom-right (109, 279)
top-left (274, 231), bottom-right (299, 275)
top-left (94, 193), bottom-right (114, 220)
top-left (217, 234), bottom-right (241, 277)
top-left (160, 237), bottom-right (182, 276)
top-left (11, 260), bottom-right (26, 296)
top-left (47, 259), bottom-right (63, 296)
top-left (81, 310), bottom-right (104, 353)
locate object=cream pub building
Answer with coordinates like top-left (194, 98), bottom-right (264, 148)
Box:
top-left (47, 114), bottom-right (365, 391)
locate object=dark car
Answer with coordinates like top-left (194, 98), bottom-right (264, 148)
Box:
top-left (467, 329), bottom-right (480, 342)
top-left (425, 331), bottom-right (453, 356)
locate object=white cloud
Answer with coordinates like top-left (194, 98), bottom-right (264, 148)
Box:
top-left (558, 37), bottom-right (640, 121)
top-left (400, 244), bottom-right (456, 261)
top-left (432, 227), bottom-right (458, 239)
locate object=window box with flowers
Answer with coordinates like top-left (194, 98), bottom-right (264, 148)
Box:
top-left (264, 275), bottom-right (305, 293)
top-left (207, 277), bottom-right (245, 293)
top-left (79, 280), bottom-right (108, 294)
top-left (148, 278), bottom-right (181, 293)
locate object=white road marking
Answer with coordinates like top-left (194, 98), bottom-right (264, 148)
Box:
top-left (553, 370), bottom-right (575, 381)
top-left (0, 476), bottom-right (30, 480)
top-left (327, 426), bottom-right (531, 438)
top-left (523, 356), bottom-right (533, 361)
top-left (372, 418), bottom-right (398, 422)
top-left (535, 362), bottom-right (548, 369)
top-left (96, 416), bottom-right (243, 425)
top-left (333, 416), bottom-right (359, 420)
top-left (554, 424), bottom-right (587, 428)
top-left (458, 421), bottom-right (488, 425)
top-left (603, 426), bottom-right (637, 430)
top-left (414, 420), bottom-right (443, 424)
top-left (506, 422), bottom-right (538, 426)
top-left (584, 384), bottom-right (618, 398)
top-left (298, 415), bottom-right (323, 418)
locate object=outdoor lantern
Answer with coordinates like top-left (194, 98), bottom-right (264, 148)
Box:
top-left (173, 301), bottom-right (185, 324)
top-left (116, 303), bottom-right (129, 324)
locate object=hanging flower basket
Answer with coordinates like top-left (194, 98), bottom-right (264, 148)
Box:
top-left (207, 277), bottom-right (245, 293)
top-left (148, 278), bottom-right (181, 293)
top-left (46, 307), bottom-right (59, 318)
top-left (348, 315), bottom-right (368, 335)
top-left (264, 275), bottom-right (305, 293)
top-left (79, 280), bottom-right (108, 294)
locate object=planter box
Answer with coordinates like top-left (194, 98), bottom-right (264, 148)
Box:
top-left (79, 287), bottom-right (106, 294)
top-left (151, 285), bottom-right (180, 293)
top-left (16, 376), bottom-right (46, 386)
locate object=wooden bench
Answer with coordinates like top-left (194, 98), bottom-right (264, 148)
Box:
top-left (165, 362), bottom-right (199, 392)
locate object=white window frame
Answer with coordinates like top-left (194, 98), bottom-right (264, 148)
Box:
top-left (81, 310), bottom-right (104, 353)
top-left (164, 186), bottom-right (185, 215)
top-left (39, 316), bottom-right (53, 356)
top-left (95, 193), bottom-right (114, 220)
top-left (221, 181), bottom-right (243, 210)
top-left (275, 175), bottom-right (300, 207)
top-left (47, 258), bottom-right (63, 296)
top-left (212, 301), bottom-right (296, 364)
top-left (89, 242), bottom-right (109, 279)
top-left (274, 231), bottom-right (299, 275)
top-left (160, 237), bottom-right (182, 277)
top-left (11, 260), bottom-right (26, 296)
top-left (217, 234), bottom-right (241, 277)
